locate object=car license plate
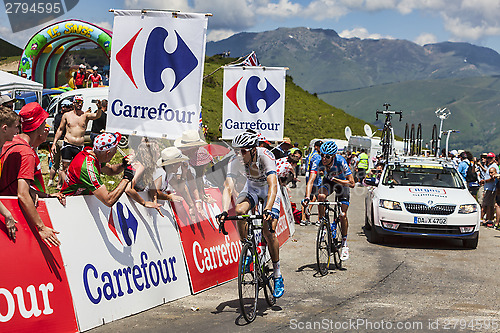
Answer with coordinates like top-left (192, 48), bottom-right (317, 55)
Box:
top-left (414, 216), bottom-right (447, 224)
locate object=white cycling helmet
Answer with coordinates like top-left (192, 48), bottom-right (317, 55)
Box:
top-left (232, 129), bottom-right (259, 149)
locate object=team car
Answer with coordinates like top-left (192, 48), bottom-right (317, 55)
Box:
top-left (364, 157), bottom-right (479, 248)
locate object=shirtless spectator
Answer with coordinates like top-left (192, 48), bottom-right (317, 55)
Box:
top-left (60, 132), bottom-right (133, 207)
top-left (0, 106), bottom-right (20, 239)
top-left (51, 95), bottom-right (102, 183)
top-left (0, 103), bottom-right (64, 246)
top-left (48, 99), bottom-right (72, 189)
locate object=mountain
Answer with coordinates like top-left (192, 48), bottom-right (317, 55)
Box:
top-left (207, 27), bottom-right (500, 94)
top-left (0, 38), bottom-right (22, 58)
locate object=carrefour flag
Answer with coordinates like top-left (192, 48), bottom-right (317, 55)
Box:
top-left (107, 10), bottom-right (208, 139)
top-left (222, 67), bottom-right (286, 141)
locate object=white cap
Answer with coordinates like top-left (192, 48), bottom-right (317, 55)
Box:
top-left (92, 66), bottom-right (98, 70)
top-left (79, 64), bottom-right (85, 68)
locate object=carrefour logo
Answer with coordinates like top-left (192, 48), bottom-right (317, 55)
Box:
top-left (116, 27), bottom-right (198, 92)
top-left (226, 76), bottom-right (280, 114)
top-left (108, 203), bottom-right (138, 247)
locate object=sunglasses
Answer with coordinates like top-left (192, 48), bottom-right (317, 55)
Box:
top-left (321, 153), bottom-right (333, 159)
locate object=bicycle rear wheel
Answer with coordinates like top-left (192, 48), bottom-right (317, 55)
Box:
top-left (332, 218), bottom-right (343, 270)
top-left (316, 218), bottom-right (331, 276)
top-left (238, 243), bottom-right (258, 323)
top-left (262, 263), bottom-right (276, 306)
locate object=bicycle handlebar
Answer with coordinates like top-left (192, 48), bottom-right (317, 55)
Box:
top-left (224, 215), bottom-right (263, 220)
top-left (376, 109), bottom-right (403, 121)
top-left (306, 201), bottom-right (340, 206)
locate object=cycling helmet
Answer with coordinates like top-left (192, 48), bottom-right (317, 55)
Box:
top-left (320, 141), bottom-right (338, 155)
top-left (232, 129), bottom-right (259, 149)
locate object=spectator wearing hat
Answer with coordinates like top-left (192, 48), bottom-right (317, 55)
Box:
top-left (51, 95), bottom-right (102, 184)
top-left (0, 94), bottom-right (16, 110)
top-left (0, 102), bottom-right (65, 246)
top-left (73, 64), bottom-right (87, 89)
top-left (87, 66), bottom-right (103, 88)
top-left (60, 132), bottom-right (133, 207)
top-left (271, 137), bottom-right (292, 159)
top-left (479, 152), bottom-right (498, 226)
top-left (0, 106), bottom-right (20, 239)
top-left (48, 99), bottom-right (73, 189)
top-left (152, 147), bottom-right (197, 218)
top-left (288, 142), bottom-right (302, 188)
top-left (175, 130), bottom-right (215, 219)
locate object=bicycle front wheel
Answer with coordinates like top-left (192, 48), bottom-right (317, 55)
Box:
top-left (262, 262), bottom-right (276, 306)
top-left (238, 243), bottom-right (258, 323)
top-left (316, 219), bottom-right (332, 276)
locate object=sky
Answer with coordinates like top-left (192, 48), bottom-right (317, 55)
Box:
top-left (2, 0), bottom-right (500, 54)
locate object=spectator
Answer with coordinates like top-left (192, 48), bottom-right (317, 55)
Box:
top-left (124, 139), bottom-right (163, 211)
top-left (457, 152), bottom-right (469, 180)
top-left (73, 64), bottom-right (87, 89)
top-left (90, 99), bottom-right (108, 144)
top-left (465, 151), bottom-right (480, 197)
top-left (0, 94), bottom-right (15, 110)
top-left (289, 142), bottom-right (302, 188)
top-left (270, 137), bottom-right (292, 159)
top-left (152, 147), bottom-right (196, 217)
top-left (276, 154), bottom-right (300, 187)
top-left (479, 152), bottom-right (498, 227)
top-left (87, 66), bottom-right (103, 88)
top-left (0, 102), bottom-right (64, 246)
top-left (48, 99), bottom-right (73, 188)
top-left (51, 95), bottom-right (102, 184)
top-left (356, 148), bottom-right (369, 184)
top-left (0, 106), bottom-right (20, 239)
top-left (60, 132), bottom-right (133, 207)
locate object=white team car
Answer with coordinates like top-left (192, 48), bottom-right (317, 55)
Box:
top-left (364, 157), bottom-right (479, 249)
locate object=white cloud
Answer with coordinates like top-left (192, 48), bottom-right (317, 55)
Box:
top-left (255, 0), bottom-right (302, 18)
top-left (93, 21), bottom-right (113, 31)
top-left (339, 27), bottom-right (393, 40)
top-left (414, 32), bottom-right (437, 45)
top-left (206, 29), bottom-right (235, 42)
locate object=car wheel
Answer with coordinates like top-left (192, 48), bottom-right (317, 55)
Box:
top-left (463, 234), bottom-right (478, 249)
top-left (118, 135), bottom-right (129, 148)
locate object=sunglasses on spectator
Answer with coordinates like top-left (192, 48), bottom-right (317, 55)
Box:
top-left (321, 153), bottom-right (333, 159)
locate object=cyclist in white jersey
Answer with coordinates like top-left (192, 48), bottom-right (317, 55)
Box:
top-left (218, 129), bottom-right (284, 298)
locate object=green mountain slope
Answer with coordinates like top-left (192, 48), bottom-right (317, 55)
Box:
top-left (0, 38), bottom-right (22, 58)
top-left (319, 76), bottom-right (500, 154)
top-left (201, 56), bottom-right (373, 148)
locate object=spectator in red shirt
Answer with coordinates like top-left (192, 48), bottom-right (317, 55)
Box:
top-left (0, 102), bottom-right (65, 246)
top-left (73, 64), bottom-right (87, 89)
top-left (60, 132), bottom-right (134, 207)
top-left (87, 66), bottom-right (103, 88)
top-left (0, 106), bottom-right (20, 240)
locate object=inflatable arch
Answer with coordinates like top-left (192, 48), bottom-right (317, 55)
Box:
top-left (18, 19), bottom-right (112, 88)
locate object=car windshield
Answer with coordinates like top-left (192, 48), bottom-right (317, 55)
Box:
top-left (382, 164), bottom-right (465, 189)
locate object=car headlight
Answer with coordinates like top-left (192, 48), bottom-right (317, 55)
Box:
top-left (379, 199), bottom-right (402, 210)
top-left (458, 204), bottom-right (477, 214)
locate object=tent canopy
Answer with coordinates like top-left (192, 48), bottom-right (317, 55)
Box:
top-left (0, 70), bottom-right (43, 93)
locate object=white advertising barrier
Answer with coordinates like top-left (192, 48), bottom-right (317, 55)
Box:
top-left (222, 66), bottom-right (286, 141)
top-left (46, 194), bottom-right (190, 332)
top-left (107, 10), bottom-right (208, 139)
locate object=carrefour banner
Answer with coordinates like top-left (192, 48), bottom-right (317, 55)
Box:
top-left (46, 195), bottom-right (191, 332)
top-left (0, 198), bottom-right (78, 333)
top-left (222, 66), bottom-right (286, 141)
top-left (107, 10), bottom-right (208, 139)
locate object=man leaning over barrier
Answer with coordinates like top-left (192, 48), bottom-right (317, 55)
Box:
top-left (60, 132), bottom-right (134, 207)
top-left (0, 103), bottom-right (65, 246)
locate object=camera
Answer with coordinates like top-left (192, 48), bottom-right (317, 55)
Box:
top-left (91, 99), bottom-right (99, 103)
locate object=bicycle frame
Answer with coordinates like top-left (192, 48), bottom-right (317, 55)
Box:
top-left (376, 103), bottom-right (403, 161)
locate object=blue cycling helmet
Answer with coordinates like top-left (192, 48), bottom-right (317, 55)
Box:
top-left (320, 141), bottom-right (338, 155)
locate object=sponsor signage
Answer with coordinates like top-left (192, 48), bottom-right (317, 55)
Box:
top-left (107, 10), bottom-right (208, 139)
top-left (222, 66), bottom-right (286, 141)
top-left (0, 198), bottom-right (78, 333)
top-left (46, 195), bottom-right (190, 331)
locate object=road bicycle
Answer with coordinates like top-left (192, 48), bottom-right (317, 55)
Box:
top-left (376, 103), bottom-right (403, 161)
top-left (219, 214), bottom-right (275, 323)
top-left (310, 201), bottom-right (343, 276)
top-left (404, 122), bottom-right (423, 156)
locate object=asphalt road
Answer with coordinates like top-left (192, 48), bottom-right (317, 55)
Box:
top-left (90, 178), bottom-right (500, 333)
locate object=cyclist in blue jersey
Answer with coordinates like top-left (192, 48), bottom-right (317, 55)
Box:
top-left (302, 141), bottom-right (355, 260)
